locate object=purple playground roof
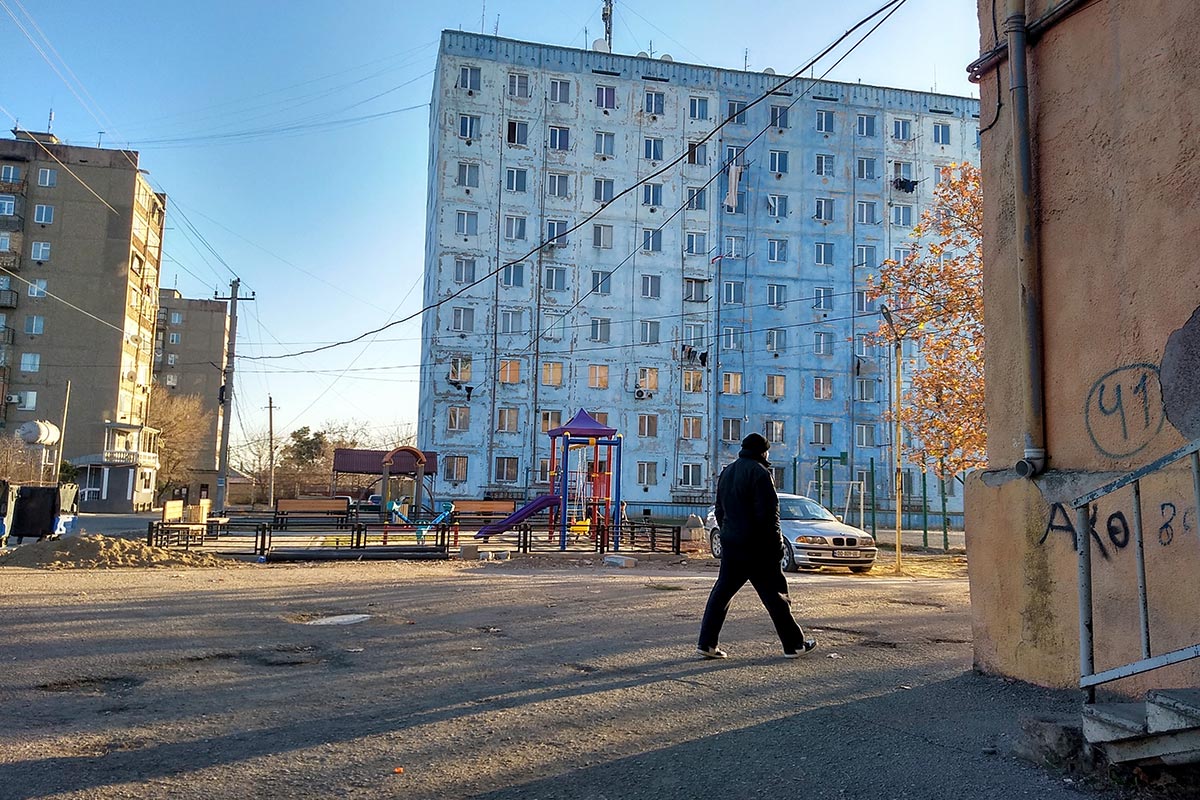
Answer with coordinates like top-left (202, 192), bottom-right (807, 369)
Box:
top-left (547, 408), bottom-right (618, 439)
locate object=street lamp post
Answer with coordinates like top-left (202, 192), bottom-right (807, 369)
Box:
top-left (880, 305), bottom-right (904, 574)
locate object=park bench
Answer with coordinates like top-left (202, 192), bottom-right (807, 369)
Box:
top-left (153, 499), bottom-right (227, 547)
top-left (450, 499), bottom-right (517, 527)
top-left (273, 498), bottom-right (353, 530)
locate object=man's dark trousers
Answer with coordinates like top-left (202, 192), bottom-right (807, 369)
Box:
top-left (698, 544), bottom-right (805, 652)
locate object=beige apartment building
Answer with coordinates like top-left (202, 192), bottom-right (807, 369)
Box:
top-left (0, 129), bottom-right (165, 511)
top-left (154, 288), bottom-right (228, 502)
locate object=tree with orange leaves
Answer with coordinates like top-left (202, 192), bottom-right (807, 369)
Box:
top-left (871, 162), bottom-right (984, 479)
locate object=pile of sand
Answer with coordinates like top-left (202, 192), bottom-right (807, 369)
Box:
top-left (0, 534), bottom-right (235, 569)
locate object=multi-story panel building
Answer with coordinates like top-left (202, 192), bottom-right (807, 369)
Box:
top-left (0, 130), bottom-right (165, 511)
top-left (154, 289), bottom-right (228, 502)
top-left (419, 32), bottom-right (979, 508)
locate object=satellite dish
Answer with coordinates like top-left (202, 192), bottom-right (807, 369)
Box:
top-left (660, 54), bottom-right (673, 62)
top-left (764, 67), bottom-right (776, 75)
top-left (636, 51), bottom-right (648, 58)
top-left (592, 38), bottom-right (610, 53)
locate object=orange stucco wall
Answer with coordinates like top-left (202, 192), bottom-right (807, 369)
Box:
top-left (968, 0), bottom-right (1200, 691)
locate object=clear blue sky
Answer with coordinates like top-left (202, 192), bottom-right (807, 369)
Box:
top-left (1, 0), bottom-right (982, 448)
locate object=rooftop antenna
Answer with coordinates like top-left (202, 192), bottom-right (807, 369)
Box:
top-left (494, 14), bottom-right (499, 36)
top-left (744, 49), bottom-right (749, 71)
top-left (97, 131), bottom-right (105, 147)
top-left (480, 0), bottom-right (485, 34)
top-left (47, 108), bottom-right (54, 133)
top-left (648, 39), bottom-right (655, 58)
top-left (602, 0), bottom-right (613, 49)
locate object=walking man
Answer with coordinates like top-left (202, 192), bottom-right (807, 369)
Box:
top-left (697, 433), bottom-right (817, 659)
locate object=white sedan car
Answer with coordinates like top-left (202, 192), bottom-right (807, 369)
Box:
top-left (706, 493), bottom-right (877, 573)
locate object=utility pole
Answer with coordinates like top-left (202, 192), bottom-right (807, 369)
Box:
top-left (58, 380), bottom-right (71, 483)
top-left (265, 395), bottom-right (277, 507)
top-left (880, 305), bottom-right (904, 574)
top-left (214, 278), bottom-right (254, 514)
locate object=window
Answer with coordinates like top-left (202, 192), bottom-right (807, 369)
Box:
top-left (444, 456), bottom-right (468, 483)
top-left (727, 193), bottom-right (746, 214)
top-left (451, 307), bottom-right (474, 332)
top-left (595, 131), bottom-right (615, 156)
top-left (505, 167), bottom-right (528, 192)
top-left (721, 372), bottom-right (742, 395)
top-left (24, 315), bottom-right (44, 335)
top-left (453, 258), bottom-right (476, 284)
top-left (814, 198), bottom-right (833, 221)
top-left (769, 150), bottom-right (789, 174)
top-left (636, 461), bottom-right (658, 486)
top-left (856, 379), bottom-right (877, 402)
top-left (504, 215), bottom-right (526, 240)
top-left (855, 290), bottom-right (874, 313)
top-left (596, 85), bottom-right (616, 109)
top-left (456, 210), bottom-right (478, 235)
top-left (723, 236), bottom-right (745, 258)
top-left (815, 153), bottom-right (834, 176)
top-left (813, 375), bottom-right (833, 400)
top-left (722, 325), bottom-right (744, 350)
top-left (683, 323), bottom-right (705, 347)
top-left (767, 239), bottom-right (787, 263)
top-left (766, 328), bottom-right (787, 352)
top-left (642, 183), bottom-right (663, 206)
top-left (892, 204), bottom-right (913, 227)
top-left (721, 418), bottom-right (743, 442)
top-left (500, 263), bottom-right (524, 287)
top-left (689, 96), bottom-right (708, 119)
top-left (593, 177), bottom-right (614, 202)
top-left (593, 224), bottom-right (613, 249)
top-left (548, 126), bottom-right (570, 150)
top-left (857, 113), bottom-right (876, 137)
top-left (893, 118), bottom-right (912, 140)
top-left (815, 242), bottom-right (834, 266)
top-left (638, 367), bottom-right (659, 391)
top-left (856, 157), bottom-right (877, 180)
top-left (813, 422), bottom-right (833, 445)
top-left (167, 331), bottom-right (181, 344)
top-left (894, 246), bottom-right (914, 264)
top-left (643, 137), bottom-right (664, 161)
top-left (447, 406), bottom-right (470, 431)
top-left (550, 79), bottom-right (571, 103)
top-left (591, 270), bottom-right (612, 295)
top-left (815, 109), bottom-right (833, 132)
top-left (541, 361), bottom-right (563, 386)
top-left (767, 283), bottom-right (787, 308)
top-left (686, 141), bottom-right (707, 165)
top-left (681, 463), bottom-right (704, 488)
top-left (540, 410), bottom-right (563, 433)
top-left (28, 279), bottom-right (47, 298)
top-left (856, 334), bottom-right (875, 357)
top-left (856, 245), bottom-right (877, 268)
top-left (724, 145), bottom-right (745, 166)
top-left (674, 415), bottom-right (702, 442)
top-left (0, 233), bottom-right (8, 251)
top-left (31, 242), bottom-right (50, 261)
top-left (499, 359), bottom-right (521, 383)
top-left (677, 281), bottom-right (704, 306)
top-left (590, 317), bottom-right (611, 342)
top-left (0, 165), bottom-right (17, 182)
top-left (685, 232), bottom-right (707, 256)
top-left (683, 370), bottom-right (703, 393)
top-left (893, 161), bottom-right (914, 180)
top-left (642, 229), bottom-right (662, 252)
top-left (546, 173), bottom-right (569, 198)
top-left (457, 161), bottom-right (480, 187)
top-left (494, 457), bottom-right (519, 483)
top-left (508, 73), bottom-right (530, 98)
top-left (543, 265), bottom-right (567, 291)
top-left (727, 100), bottom-right (747, 124)
top-left (766, 420), bottom-right (785, 444)
top-left (491, 309), bottom-right (519, 336)
top-left (639, 320), bottom-right (660, 344)
top-left (588, 364), bottom-right (609, 388)
top-left (19, 353), bottom-right (39, 373)
top-left (640, 274), bottom-right (662, 299)
top-left (33, 205), bottom-right (53, 225)
top-left (814, 330), bottom-right (833, 355)
top-left (459, 66), bottom-right (481, 91)
top-left (458, 114), bottom-right (480, 139)
top-left (506, 119), bottom-right (529, 145)
top-left (638, 414), bottom-right (658, 437)
top-left (497, 407), bottom-right (519, 432)
top-left (164, 374), bottom-right (178, 387)
top-left (0, 195), bottom-right (14, 215)
top-left (644, 90), bottom-right (665, 114)
top-left (856, 201), bottom-right (878, 224)
top-left (449, 355), bottom-right (472, 381)
top-left (686, 187), bottom-right (706, 210)
top-left (856, 424), bottom-right (876, 447)
top-left (933, 164), bottom-right (949, 185)
top-left (37, 167), bottom-right (56, 188)
top-left (814, 287), bottom-right (833, 310)
top-left (767, 194), bottom-right (788, 218)
top-left (546, 219), bottom-right (568, 245)
top-left (770, 105), bottom-right (789, 128)
top-left (766, 374), bottom-right (786, 398)
top-left (721, 280), bottom-right (744, 305)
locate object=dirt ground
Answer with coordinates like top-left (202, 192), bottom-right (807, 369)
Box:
top-left (0, 554), bottom-right (1130, 799)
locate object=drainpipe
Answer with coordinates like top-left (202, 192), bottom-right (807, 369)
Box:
top-left (1006, 0), bottom-right (1046, 478)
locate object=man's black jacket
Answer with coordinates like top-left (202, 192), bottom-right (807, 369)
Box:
top-left (714, 448), bottom-right (783, 558)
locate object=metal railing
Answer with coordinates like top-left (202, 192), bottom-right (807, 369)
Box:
top-left (1073, 438), bottom-right (1200, 700)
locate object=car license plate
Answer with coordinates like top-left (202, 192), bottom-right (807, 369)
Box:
top-left (833, 550), bottom-right (858, 558)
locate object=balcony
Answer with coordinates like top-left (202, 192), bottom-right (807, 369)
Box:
top-left (0, 213), bottom-right (23, 233)
top-left (0, 178), bottom-right (25, 195)
top-left (0, 327), bottom-right (13, 345)
top-left (0, 290), bottom-right (17, 309)
top-left (0, 252), bottom-right (19, 273)
top-left (73, 450), bottom-right (160, 470)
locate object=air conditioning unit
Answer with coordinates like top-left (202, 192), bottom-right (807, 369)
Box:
top-left (634, 388), bottom-right (652, 400)
top-left (5, 394), bottom-right (20, 403)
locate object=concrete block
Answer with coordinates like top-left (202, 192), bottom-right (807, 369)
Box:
top-left (603, 554), bottom-right (638, 568)
top-left (492, 550), bottom-right (510, 561)
top-left (459, 544), bottom-right (479, 560)
top-left (479, 550), bottom-right (494, 561)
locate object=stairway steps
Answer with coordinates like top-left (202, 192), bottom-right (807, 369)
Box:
top-left (1082, 702), bottom-right (1148, 743)
top-left (1148, 689), bottom-right (1200, 719)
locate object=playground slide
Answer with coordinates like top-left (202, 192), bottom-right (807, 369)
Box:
top-left (474, 494), bottom-right (561, 539)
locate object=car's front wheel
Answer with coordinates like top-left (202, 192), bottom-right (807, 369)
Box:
top-left (850, 565), bottom-right (872, 574)
top-left (709, 529), bottom-right (722, 559)
top-left (781, 541), bottom-right (797, 572)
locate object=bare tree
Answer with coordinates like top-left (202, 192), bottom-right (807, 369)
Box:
top-left (147, 391), bottom-right (210, 502)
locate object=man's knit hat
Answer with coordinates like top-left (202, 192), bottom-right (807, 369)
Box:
top-left (741, 432), bottom-right (770, 454)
